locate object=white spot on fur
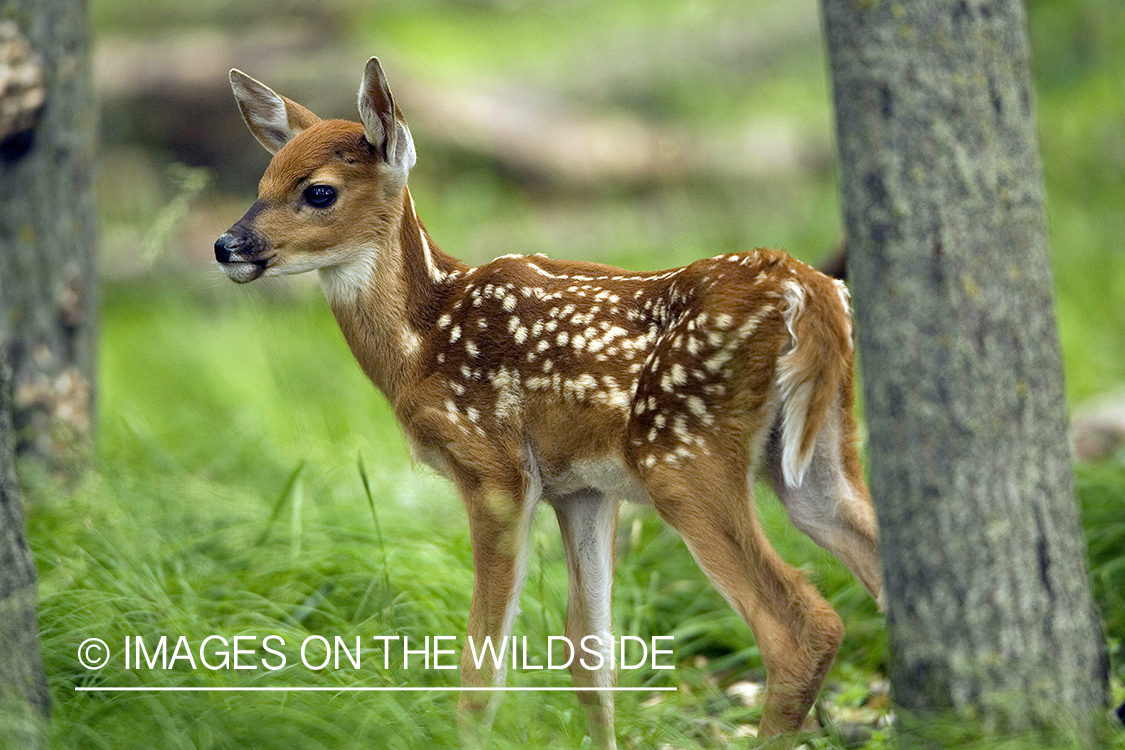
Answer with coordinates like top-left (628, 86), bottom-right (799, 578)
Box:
top-left (686, 396), bottom-right (707, 418)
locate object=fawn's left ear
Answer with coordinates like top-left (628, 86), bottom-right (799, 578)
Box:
top-left (229, 69), bottom-right (322, 154)
top-left (358, 57), bottom-right (417, 176)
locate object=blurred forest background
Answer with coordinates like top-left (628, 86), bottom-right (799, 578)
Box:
top-left (19, 0), bottom-right (1125, 747)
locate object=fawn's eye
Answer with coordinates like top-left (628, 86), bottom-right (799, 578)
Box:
top-left (303, 184), bottom-right (337, 209)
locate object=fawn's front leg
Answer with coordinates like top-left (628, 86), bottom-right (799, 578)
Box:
top-left (553, 490), bottom-right (621, 750)
top-left (457, 476), bottom-right (538, 744)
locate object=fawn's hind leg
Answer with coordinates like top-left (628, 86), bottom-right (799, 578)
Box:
top-left (766, 400), bottom-right (883, 607)
top-left (632, 440), bottom-right (844, 736)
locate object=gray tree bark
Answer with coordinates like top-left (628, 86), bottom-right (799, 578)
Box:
top-left (0, 355), bottom-right (50, 747)
top-left (820, 0), bottom-right (1108, 744)
top-left (0, 0), bottom-right (97, 470)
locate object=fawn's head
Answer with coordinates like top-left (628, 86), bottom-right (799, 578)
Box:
top-left (215, 58), bottom-right (416, 283)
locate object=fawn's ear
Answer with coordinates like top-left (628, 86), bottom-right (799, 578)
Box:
top-left (357, 57), bottom-right (416, 176)
top-left (229, 69), bottom-right (322, 154)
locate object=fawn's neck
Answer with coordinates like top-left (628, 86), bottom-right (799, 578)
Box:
top-left (318, 187), bottom-right (464, 403)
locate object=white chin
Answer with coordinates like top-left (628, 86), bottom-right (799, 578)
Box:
top-left (221, 262), bottom-right (265, 283)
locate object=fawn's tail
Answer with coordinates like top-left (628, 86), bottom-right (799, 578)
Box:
top-left (773, 269), bottom-right (855, 487)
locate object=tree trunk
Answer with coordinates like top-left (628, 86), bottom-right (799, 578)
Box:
top-left (819, 0), bottom-right (1108, 744)
top-left (0, 354), bottom-right (50, 747)
top-left (0, 0), bottom-right (97, 471)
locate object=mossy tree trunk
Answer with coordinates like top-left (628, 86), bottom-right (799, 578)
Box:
top-left (820, 0), bottom-right (1108, 744)
top-left (0, 0), bottom-right (97, 471)
top-left (0, 355), bottom-right (49, 747)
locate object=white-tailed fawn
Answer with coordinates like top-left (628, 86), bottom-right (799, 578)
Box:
top-left (215, 57), bottom-right (883, 748)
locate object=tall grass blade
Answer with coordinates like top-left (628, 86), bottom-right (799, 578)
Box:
top-left (254, 461), bottom-right (306, 548)
top-left (358, 454), bottom-right (394, 623)
top-left (289, 467), bottom-right (304, 560)
top-left (287, 583), bottom-right (333, 628)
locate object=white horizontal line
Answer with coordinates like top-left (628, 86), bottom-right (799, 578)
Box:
top-left (76, 686), bottom-right (676, 693)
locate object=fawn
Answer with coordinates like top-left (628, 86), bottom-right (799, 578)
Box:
top-left (215, 58), bottom-right (883, 747)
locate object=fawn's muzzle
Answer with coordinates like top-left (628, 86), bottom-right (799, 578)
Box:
top-left (214, 232), bottom-right (247, 263)
top-left (215, 230), bottom-right (270, 282)
top-left (216, 202), bottom-right (270, 282)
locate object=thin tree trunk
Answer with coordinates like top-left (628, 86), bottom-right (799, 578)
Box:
top-left (0, 354), bottom-right (50, 747)
top-left (0, 0), bottom-right (97, 471)
top-left (820, 0), bottom-right (1108, 744)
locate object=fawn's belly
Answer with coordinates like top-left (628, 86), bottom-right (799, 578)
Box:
top-left (540, 453), bottom-right (650, 505)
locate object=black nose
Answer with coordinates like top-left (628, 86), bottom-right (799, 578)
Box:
top-left (214, 232), bottom-right (244, 263)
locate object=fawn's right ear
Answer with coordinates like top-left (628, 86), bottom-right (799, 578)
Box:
top-left (357, 57), bottom-right (416, 176)
top-left (229, 70), bottom-right (322, 154)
